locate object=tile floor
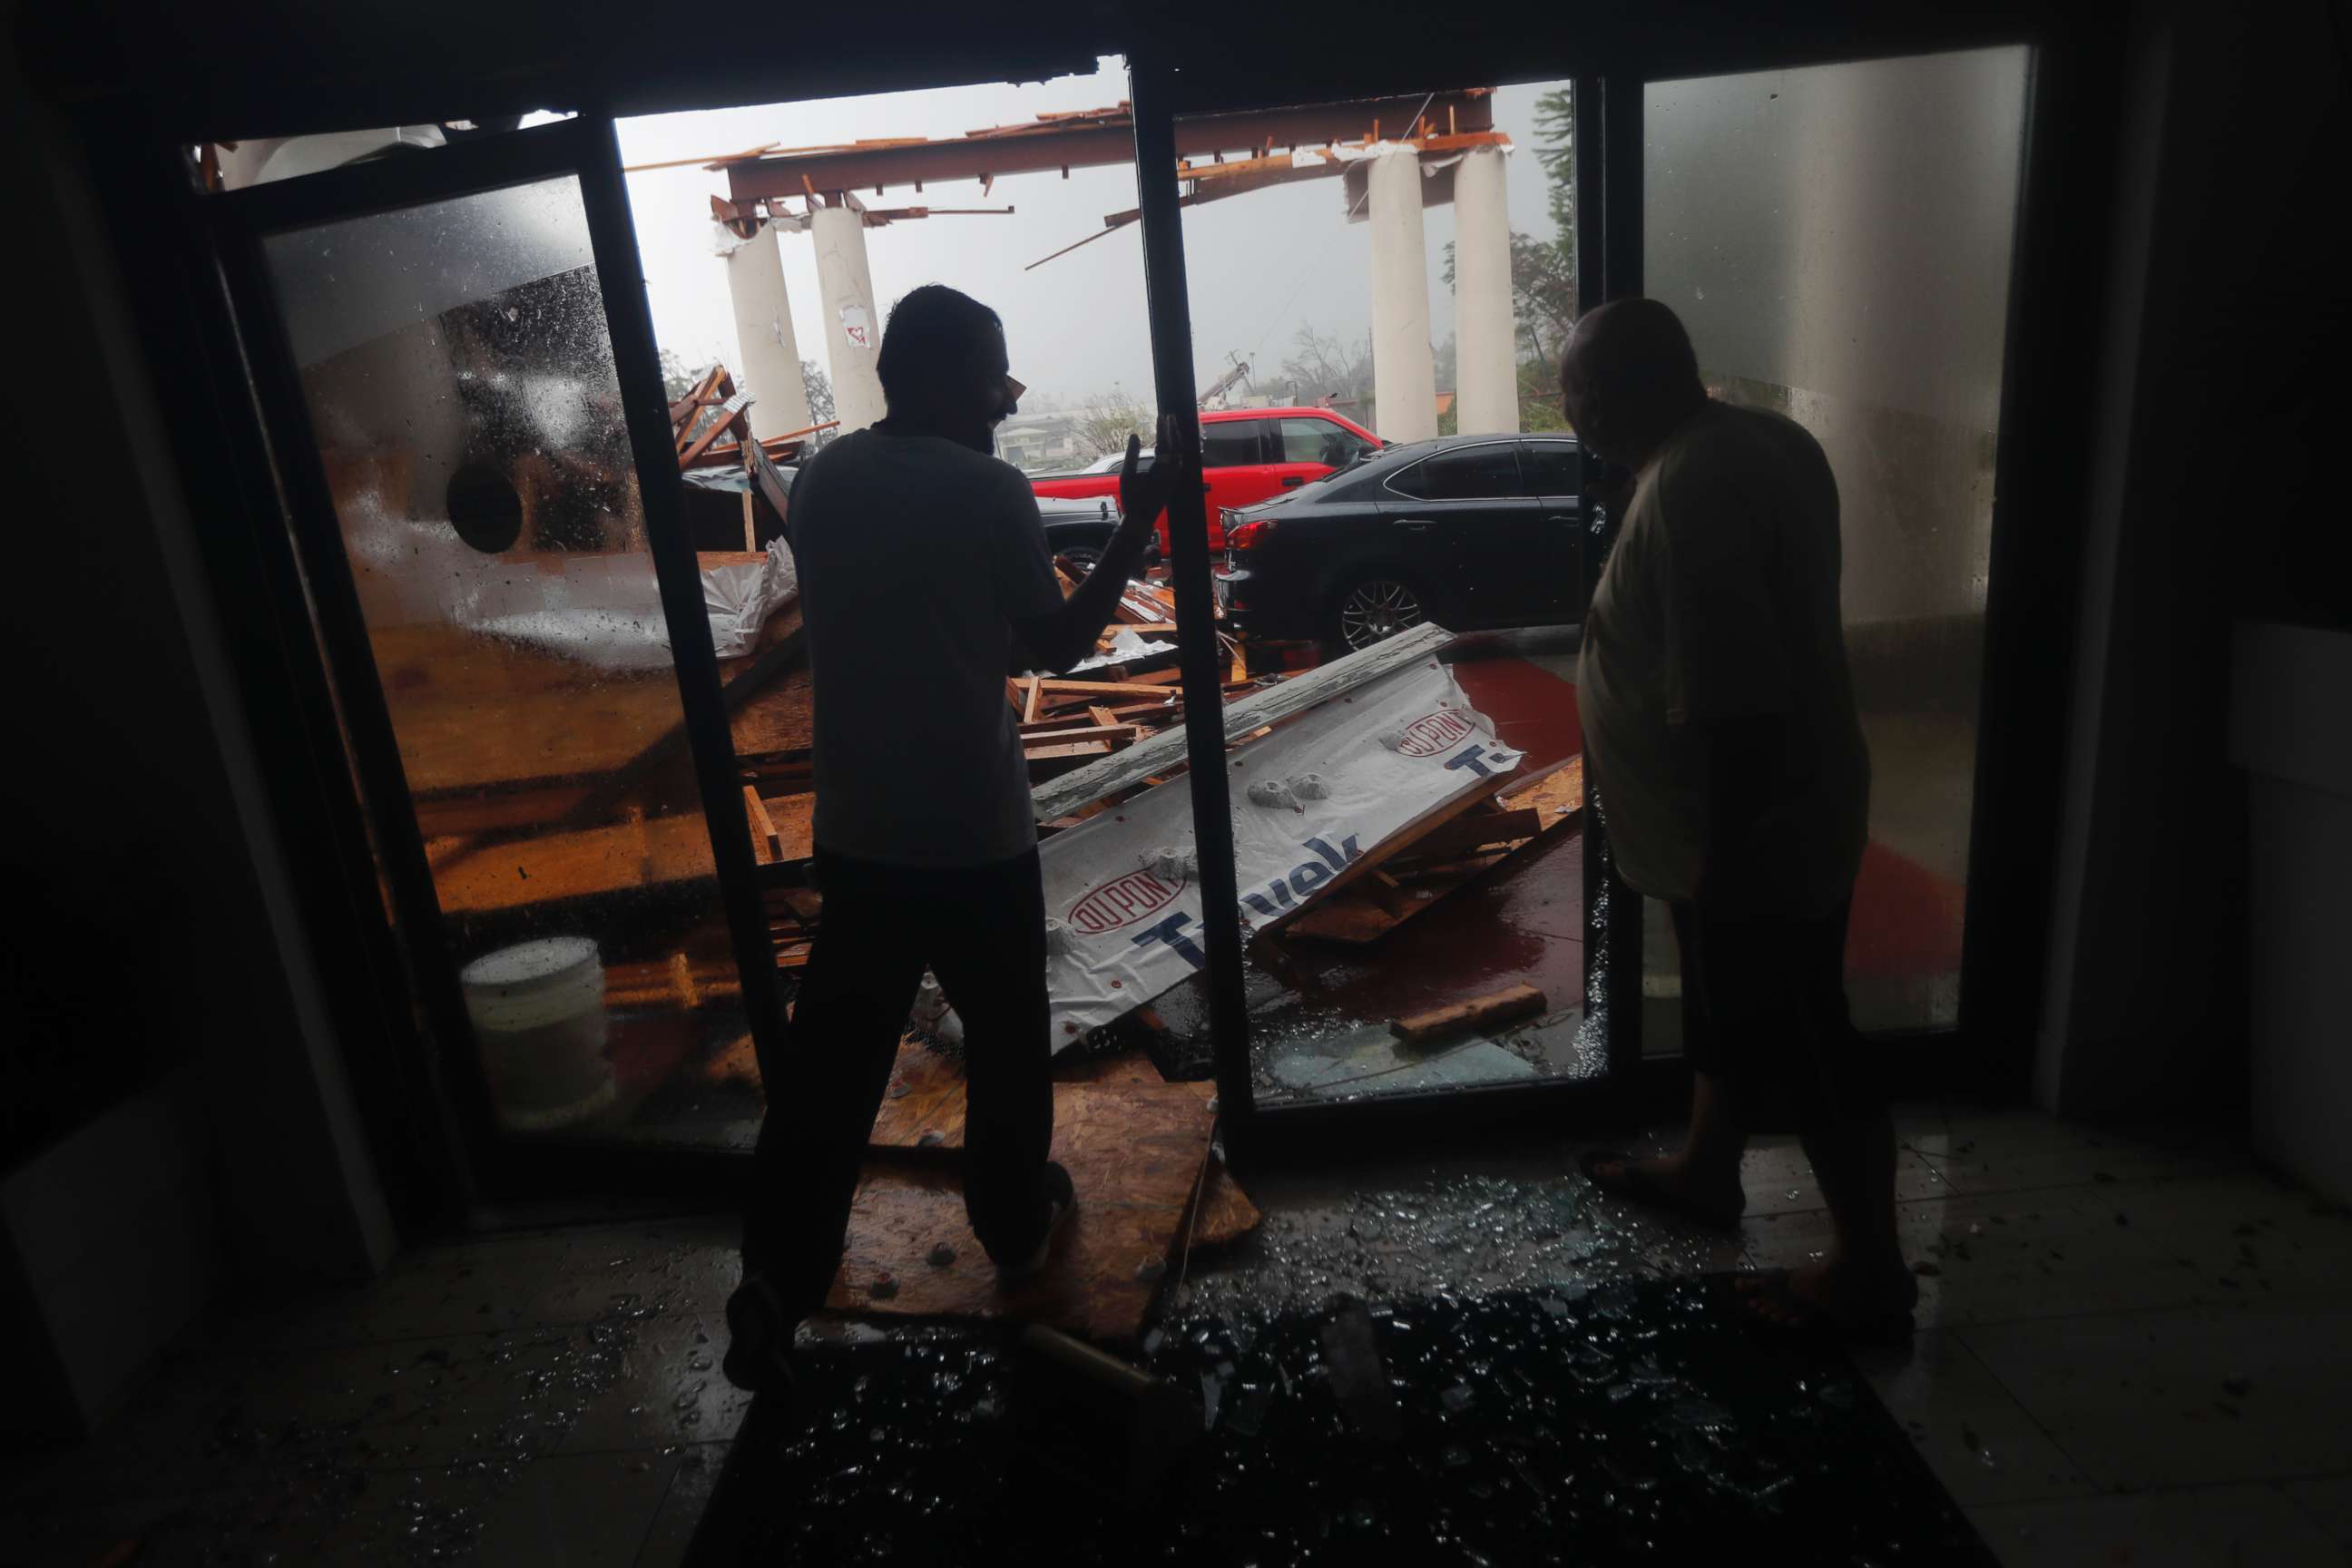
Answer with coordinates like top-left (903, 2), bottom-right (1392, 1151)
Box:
top-left (4, 1103), bottom-right (2345, 1566)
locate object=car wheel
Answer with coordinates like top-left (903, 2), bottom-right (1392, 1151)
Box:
top-left (1054, 544), bottom-right (1103, 575)
top-left (1328, 573), bottom-right (1428, 652)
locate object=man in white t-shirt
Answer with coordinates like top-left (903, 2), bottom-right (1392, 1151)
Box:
top-left (1564, 299), bottom-right (1913, 1340)
top-left (726, 285), bottom-right (1176, 1392)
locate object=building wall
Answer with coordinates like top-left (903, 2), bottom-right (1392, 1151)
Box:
top-left (0, 31), bottom-right (395, 1445)
top-left (2038, 0), bottom-right (2349, 1120)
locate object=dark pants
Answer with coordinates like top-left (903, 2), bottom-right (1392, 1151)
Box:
top-left (746, 848), bottom-right (1055, 1316)
top-left (1669, 899), bottom-right (1883, 1134)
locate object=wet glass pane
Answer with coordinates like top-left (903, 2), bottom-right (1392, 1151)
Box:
top-left (263, 175), bottom-right (763, 1152)
top-left (622, 63), bottom-right (1180, 1115)
top-left (1643, 48), bottom-right (2025, 1032)
top-left (1163, 81), bottom-right (1597, 1106)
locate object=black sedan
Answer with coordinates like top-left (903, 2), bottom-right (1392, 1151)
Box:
top-left (1212, 434), bottom-right (1585, 652)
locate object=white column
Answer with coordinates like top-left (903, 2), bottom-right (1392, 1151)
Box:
top-left (1367, 149), bottom-right (1438, 442)
top-left (809, 203), bottom-right (887, 434)
top-left (722, 223), bottom-right (814, 441)
top-left (1452, 147), bottom-right (1519, 436)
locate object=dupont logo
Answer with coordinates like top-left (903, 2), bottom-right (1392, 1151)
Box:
top-left (1392, 709), bottom-right (1476, 758)
top-left (1067, 868), bottom-right (1186, 935)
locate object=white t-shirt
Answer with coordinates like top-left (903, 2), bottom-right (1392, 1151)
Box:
top-left (1576, 401), bottom-right (1870, 917)
top-left (787, 428), bottom-right (1064, 867)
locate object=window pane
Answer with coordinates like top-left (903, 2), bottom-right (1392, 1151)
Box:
top-left (1643, 46), bottom-right (2026, 1032)
top-left (262, 175), bottom-right (760, 1152)
top-left (1408, 444), bottom-right (1521, 500)
top-left (1279, 416), bottom-right (1351, 466)
top-left (1522, 440), bottom-right (1580, 495)
top-left (1202, 418), bottom-right (1267, 468)
top-left (1172, 82), bottom-right (1599, 1108)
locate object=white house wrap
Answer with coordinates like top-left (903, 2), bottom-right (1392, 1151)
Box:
top-left (1038, 654), bottom-right (1521, 1050)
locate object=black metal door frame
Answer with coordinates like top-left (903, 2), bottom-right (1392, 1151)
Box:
top-left (1128, 62), bottom-right (1655, 1160)
top-left (122, 17), bottom-right (2102, 1199)
top-left (206, 114), bottom-right (789, 1200)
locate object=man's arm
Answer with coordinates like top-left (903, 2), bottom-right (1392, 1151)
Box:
top-left (1014, 429), bottom-right (1181, 674)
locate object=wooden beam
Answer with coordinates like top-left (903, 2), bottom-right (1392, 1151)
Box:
top-left (1389, 984), bottom-right (1547, 1045)
top-left (742, 785), bottom-right (782, 862)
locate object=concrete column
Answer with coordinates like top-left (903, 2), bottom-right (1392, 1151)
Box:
top-left (1452, 147), bottom-right (1519, 436)
top-left (722, 222), bottom-right (813, 441)
top-left (809, 203), bottom-right (887, 433)
top-left (1367, 149), bottom-right (1438, 442)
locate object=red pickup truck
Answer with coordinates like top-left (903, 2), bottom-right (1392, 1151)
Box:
top-left (1030, 406), bottom-right (1382, 555)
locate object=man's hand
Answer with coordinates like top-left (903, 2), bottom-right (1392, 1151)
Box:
top-left (1013, 416), bottom-right (1182, 673)
top-left (1116, 418), bottom-right (1181, 541)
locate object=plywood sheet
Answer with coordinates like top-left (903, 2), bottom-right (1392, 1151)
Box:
top-left (1287, 755), bottom-right (1584, 946)
top-left (369, 579), bottom-right (800, 799)
top-left (824, 1063), bottom-right (1218, 1344)
top-left (869, 1040), bottom-right (1191, 1152)
top-left (1188, 1159), bottom-right (1262, 1250)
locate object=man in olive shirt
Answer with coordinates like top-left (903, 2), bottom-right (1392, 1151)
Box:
top-left (1565, 299), bottom-right (1913, 1337)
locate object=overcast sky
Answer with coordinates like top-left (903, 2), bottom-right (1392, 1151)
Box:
top-left (618, 62), bottom-right (1570, 410)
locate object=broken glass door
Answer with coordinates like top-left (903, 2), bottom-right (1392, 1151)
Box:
top-left (1136, 81), bottom-right (1600, 1109)
top-left (1639, 47), bottom-right (2028, 1040)
top-left (218, 121), bottom-right (784, 1164)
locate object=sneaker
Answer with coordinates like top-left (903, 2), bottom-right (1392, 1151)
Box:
top-left (1004, 1161), bottom-right (1078, 1279)
top-left (720, 1272), bottom-right (798, 1395)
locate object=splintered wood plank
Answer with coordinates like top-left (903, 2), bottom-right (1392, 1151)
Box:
top-left (742, 787), bottom-right (781, 861)
top-left (869, 1036), bottom-right (972, 1149)
top-left (1390, 805), bottom-right (1544, 865)
top-left (755, 792), bottom-right (817, 863)
top-left (428, 812), bottom-right (718, 915)
top-left (826, 1063), bottom-right (1218, 1344)
top-left (1032, 622), bottom-right (1454, 818)
top-left (1500, 752), bottom-right (1584, 819)
top-left (1389, 982), bottom-right (1547, 1044)
top-left (1036, 679), bottom-right (1185, 701)
top-left (1188, 1158), bottom-right (1262, 1250)
top-left (1286, 754), bottom-right (1585, 945)
top-left (1021, 723), bottom-right (1139, 749)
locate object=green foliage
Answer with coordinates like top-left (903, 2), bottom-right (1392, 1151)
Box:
top-left (657, 347), bottom-right (701, 402)
top-left (1518, 356), bottom-right (1572, 432)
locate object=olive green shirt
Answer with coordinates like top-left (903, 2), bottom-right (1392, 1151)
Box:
top-left (1576, 402), bottom-right (1870, 917)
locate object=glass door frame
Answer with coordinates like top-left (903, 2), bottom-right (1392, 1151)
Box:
top-left (122, 17), bottom-right (2102, 1199)
top-left (205, 114), bottom-right (790, 1200)
top-left (1134, 37), bottom-right (2075, 1154)
top-left (1131, 63), bottom-right (1655, 1156)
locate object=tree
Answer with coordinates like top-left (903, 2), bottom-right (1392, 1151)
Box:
top-left (800, 360), bottom-right (837, 447)
top-left (1073, 385), bottom-right (1153, 459)
top-left (1435, 84), bottom-right (1581, 430)
top-left (1277, 324), bottom-right (1376, 410)
top-left (658, 347), bottom-right (702, 402)
top-left (1532, 84), bottom-right (1576, 287)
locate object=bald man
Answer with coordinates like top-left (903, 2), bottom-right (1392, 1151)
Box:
top-left (1564, 299), bottom-right (1912, 1339)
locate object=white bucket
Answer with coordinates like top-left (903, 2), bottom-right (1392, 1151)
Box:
top-left (459, 936), bottom-right (615, 1132)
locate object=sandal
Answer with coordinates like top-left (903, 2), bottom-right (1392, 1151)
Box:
top-left (1579, 1147), bottom-right (1744, 1231)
